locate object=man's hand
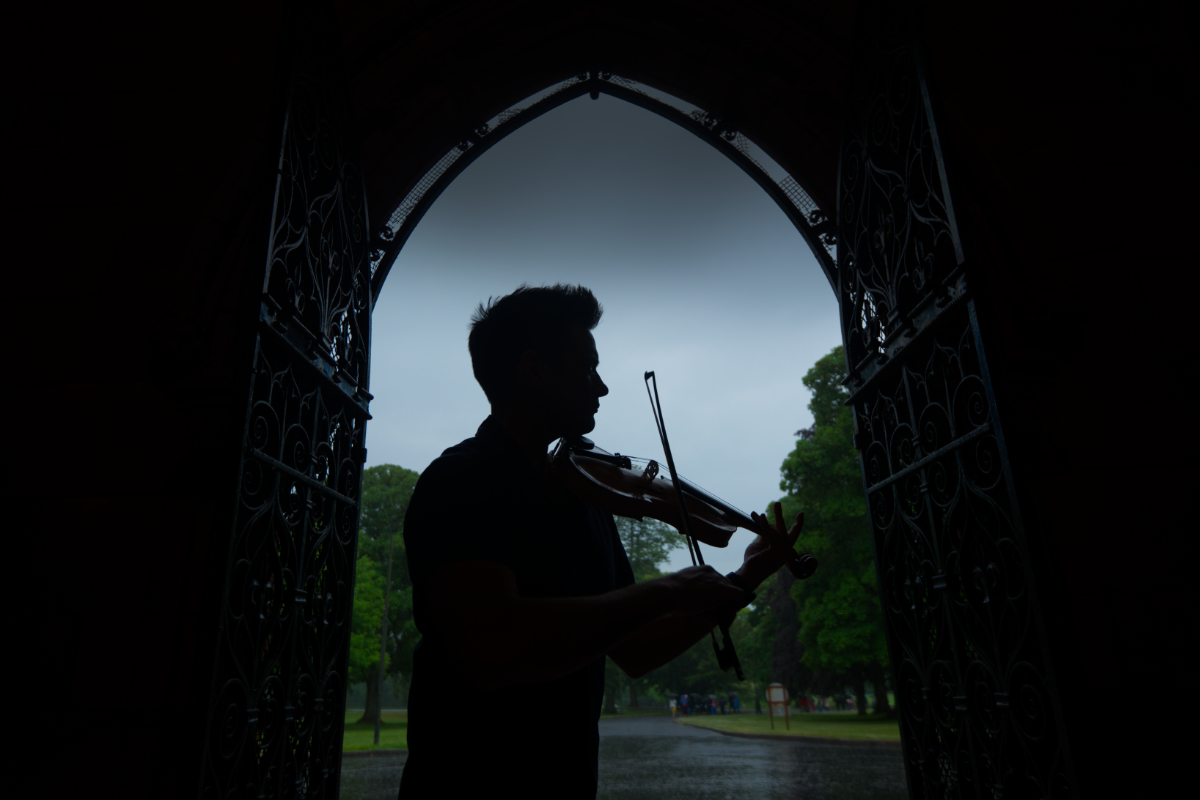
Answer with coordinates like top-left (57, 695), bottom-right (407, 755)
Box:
top-left (660, 565), bottom-right (748, 620)
top-left (738, 503), bottom-right (804, 589)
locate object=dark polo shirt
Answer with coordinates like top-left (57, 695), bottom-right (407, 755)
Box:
top-left (397, 416), bottom-right (635, 799)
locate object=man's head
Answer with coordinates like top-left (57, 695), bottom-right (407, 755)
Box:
top-left (468, 284), bottom-right (608, 438)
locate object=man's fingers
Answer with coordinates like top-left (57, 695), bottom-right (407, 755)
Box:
top-left (789, 512), bottom-right (805, 542)
top-left (750, 511), bottom-right (784, 547)
top-left (754, 505), bottom-right (798, 547)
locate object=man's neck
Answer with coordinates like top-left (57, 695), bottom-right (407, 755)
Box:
top-left (491, 406), bottom-right (556, 468)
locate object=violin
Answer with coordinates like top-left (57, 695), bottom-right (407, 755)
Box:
top-left (550, 436), bottom-right (818, 581)
top-left (549, 371), bottom-right (818, 683)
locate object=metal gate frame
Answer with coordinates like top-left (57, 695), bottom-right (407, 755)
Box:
top-left (837, 2), bottom-right (1076, 797)
top-left (198, 1), bottom-right (372, 796)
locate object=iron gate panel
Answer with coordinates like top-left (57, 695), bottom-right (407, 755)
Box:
top-left (200, 1), bottom-right (372, 797)
top-left (838, 2), bottom-right (1075, 798)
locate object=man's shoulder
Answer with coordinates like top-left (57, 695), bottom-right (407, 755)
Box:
top-left (409, 438), bottom-right (491, 498)
top-left (407, 426), bottom-right (530, 515)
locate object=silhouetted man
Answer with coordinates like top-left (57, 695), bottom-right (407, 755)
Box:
top-left (397, 285), bottom-right (801, 799)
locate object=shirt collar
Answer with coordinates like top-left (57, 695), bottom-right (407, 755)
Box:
top-left (474, 414), bottom-right (521, 454)
top-left (474, 416), bottom-right (555, 475)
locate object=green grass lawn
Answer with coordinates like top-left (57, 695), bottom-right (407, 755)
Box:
top-left (343, 711), bottom-right (408, 751)
top-left (677, 710), bottom-right (899, 741)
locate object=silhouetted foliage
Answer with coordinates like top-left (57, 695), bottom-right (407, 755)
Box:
top-left (350, 464), bottom-right (420, 723)
top-left (770, 345), bottom-right (890, 709)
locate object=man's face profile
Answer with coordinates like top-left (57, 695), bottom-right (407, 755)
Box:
top-left (526, 326), bottom-right (609, 440)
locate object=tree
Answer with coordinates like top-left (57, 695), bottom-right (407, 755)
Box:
top-left (613, 516), bottom-right (686, 584)
top-left (353, 464), bottom-right (420, 725)
top-left (763, 568), bottom-right (812, 699)
top-left (772, 345), bottom-right (891, 714)
top-left (348, 555), bottom-right (387, 718)
top-left (635, 609), bottom-right (751, 702)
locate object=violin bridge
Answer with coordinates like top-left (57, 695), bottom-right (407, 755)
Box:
top-left (636, 459), bottom-right (660, 489)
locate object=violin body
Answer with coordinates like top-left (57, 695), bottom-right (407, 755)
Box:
top-left (551, 435), bottom-right (818, 580)
top-left (551, 437), bottom-right (737, 548)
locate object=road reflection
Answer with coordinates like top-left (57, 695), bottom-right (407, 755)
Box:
top-left (596, 716), bottom-right (906, 800)
top-left (338, 715), bottom-right (907, 800)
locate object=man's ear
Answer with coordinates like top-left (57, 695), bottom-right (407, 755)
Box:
top-left (516, 349), bottom-right (550, 387)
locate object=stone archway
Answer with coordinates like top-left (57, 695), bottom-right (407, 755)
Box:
top-left (199, 4), bottom-right (1078, 798)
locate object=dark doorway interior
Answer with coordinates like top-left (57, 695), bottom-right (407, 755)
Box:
top-left (13, 1), bottom-right (1194, 798)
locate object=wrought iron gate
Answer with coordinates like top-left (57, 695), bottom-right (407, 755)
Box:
top-left (199, 1), bottom-right (372, 796)
top-left (839, 3), bottom-right (1074, 798)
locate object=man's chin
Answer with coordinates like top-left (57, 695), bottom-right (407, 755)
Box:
top-left (561, 414), bottom-right (597, 439)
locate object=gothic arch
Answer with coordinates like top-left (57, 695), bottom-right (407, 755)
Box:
top-left (366, 70), bottom-right (839, 302)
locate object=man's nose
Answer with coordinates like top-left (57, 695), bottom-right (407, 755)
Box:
top-left (595, 372), bottom-right (610, 398)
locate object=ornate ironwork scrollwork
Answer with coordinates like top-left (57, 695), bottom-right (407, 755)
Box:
top-left (857, 309), bottom-right (1070, 798)
top-left (838, 1), bottom-right (961, 381)
top-left (201, 1), bottom-right (371, 796)
top-left (839, 2), bottom-right (1074, 798)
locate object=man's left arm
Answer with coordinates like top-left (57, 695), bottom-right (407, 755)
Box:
top-left (608, 509), bottom-right (804, 678)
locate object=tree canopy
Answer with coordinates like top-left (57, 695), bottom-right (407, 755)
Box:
top-left (613, 516), bottom-right (686, 583)
top-left (773, 346), bottom-right (889, 686)
top-left (348, 464), bottom-right (420, 720)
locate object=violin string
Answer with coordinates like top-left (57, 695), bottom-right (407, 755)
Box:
top-left (624, 453), bottom-right (752, 525)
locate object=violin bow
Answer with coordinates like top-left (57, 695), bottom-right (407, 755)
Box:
top-left (644, 371), bottom-right (745, 681)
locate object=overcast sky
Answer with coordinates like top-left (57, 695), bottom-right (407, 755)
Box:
top-left (367, 93), bottom-right (841, 575)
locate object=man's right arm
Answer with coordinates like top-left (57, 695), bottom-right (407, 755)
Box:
top-left (418, 559), bottom-right (744, 690)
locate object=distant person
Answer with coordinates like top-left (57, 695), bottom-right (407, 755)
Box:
top-left (397, 286), bottom-right (803, 799)
top-left (670, 697), bottom-right (677, 719)
top-left (732, 695), bottom-right (740, 714)
top-left (680, 693), bottom-right (689, 716)
top-left (718, 695), bottom-right (726, 714)
top-left (710, 696), bottom-right (717, 715)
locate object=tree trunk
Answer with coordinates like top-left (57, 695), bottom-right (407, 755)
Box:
top-left (356, 663), bottom-right (382, 725)
top-left (868, 663), bottom-right (893, 716)
top-left (853, 667), bottom-right (868, 716)
top-left (603, 658), bottom-right (619, 714)
top-left (766, 569), bottom-right (810, 696)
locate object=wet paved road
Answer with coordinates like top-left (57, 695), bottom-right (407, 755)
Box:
top-left (596, 715), bottom-right (906, 800)
top-left (339, 715), bottom-right (907, 800)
